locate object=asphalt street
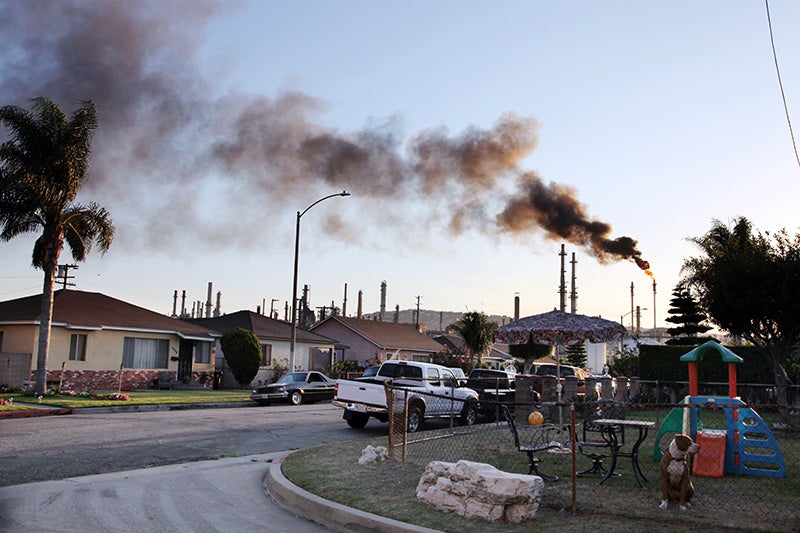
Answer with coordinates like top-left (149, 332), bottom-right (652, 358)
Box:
top-left (0, 403), bottom-right (387, 532)
top-left (0, 452), bottom-right (329, 533)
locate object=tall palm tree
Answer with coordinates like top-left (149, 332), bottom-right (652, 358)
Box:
top-left (0, 97), bottom-right (115, 395)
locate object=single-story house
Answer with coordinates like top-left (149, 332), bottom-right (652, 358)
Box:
top-left (310, 316), bottom-right (443, 366)
top-left (0, 289), bottom-right (218, 390)
top-left (187, 310), bottom-right (338, 386)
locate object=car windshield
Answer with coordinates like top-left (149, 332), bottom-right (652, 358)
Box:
top-left (363, 367), bottom-right (379, 376)
top-left (277, 373), bottom-right (307, 384)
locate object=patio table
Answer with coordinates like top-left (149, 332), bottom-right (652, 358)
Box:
top-left (592, 418), bottom-right (655, 488)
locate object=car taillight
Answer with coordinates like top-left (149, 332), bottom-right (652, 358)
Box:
top-left (334, 383), bottom-right (339, 395)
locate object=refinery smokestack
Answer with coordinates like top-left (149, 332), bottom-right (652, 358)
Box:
top-left (215, 291), bottom-right (221, 317)
top-left (181, 290), bottom-right (187, 318)
top-left (206, 282), bottom-right (212, 318)
top-left (559, 244), bottom-right (567, 312)
top-left (380, 281), bottom-right (387, 322)
top-left (570, 252), bottom-right (578, 314)
top-left (514, 293), bottom-right (520, 321)
top-left (172, 290), bottom-right (178, 318)
top-left (357, 290), bottom-right (363, 319)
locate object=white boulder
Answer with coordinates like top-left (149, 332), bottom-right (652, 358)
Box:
top-left (415, 460), bottom-right (544, 523)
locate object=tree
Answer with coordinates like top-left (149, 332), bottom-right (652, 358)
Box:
top-left (664, 283), bottom-right (712, 346)
top-left (682, 217), bottom-right (800, 405)
top-left (0, 98), bottom-right (114, 395)
top-left (565, 342), bottom-right (588, 368)
top-left (220, 328), bottom-right (262, 387)
top-left (448, 311), bottom-right (497, 366)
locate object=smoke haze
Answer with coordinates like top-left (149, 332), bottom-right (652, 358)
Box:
top-left (0, 0), bottom-right (647, 267)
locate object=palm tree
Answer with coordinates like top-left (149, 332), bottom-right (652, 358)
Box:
top-left (448, 311), bottom-right (497, 367)
top-left (0, 97), bottom-right (115, 395)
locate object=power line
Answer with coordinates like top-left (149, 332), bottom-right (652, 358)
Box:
top-left (765, 0), bottom-right (800, 169)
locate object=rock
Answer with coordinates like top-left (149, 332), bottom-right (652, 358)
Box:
top-left (415, 460), bottom-right (544, 523)
top-left (358, 444), bottom-right (389, 465)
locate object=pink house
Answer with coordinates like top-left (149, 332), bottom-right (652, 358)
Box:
top-left (310, 316), bottom-right (443, 366)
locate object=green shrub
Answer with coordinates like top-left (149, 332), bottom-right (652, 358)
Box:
top-left (220, 328), bottom-right (261, 387)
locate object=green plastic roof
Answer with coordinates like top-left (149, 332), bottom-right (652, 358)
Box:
top-left (679, 340), bottom-right (743, 363)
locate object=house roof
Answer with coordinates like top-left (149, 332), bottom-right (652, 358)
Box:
top-left (0, 289), bottom-right (216, 340)
top-left (433, 334), bottom-right (467, 352)
top-left (187, 310), bottom-right (337, 345)
top-left (312, 316), bottom-right (443, 352)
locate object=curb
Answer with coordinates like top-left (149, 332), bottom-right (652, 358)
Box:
top-left (264, 451), bottom-right (441, 533)
top-left (0, 407), bottom-right (73, 419)
top-left (0, 401), bottom-right (255, 418)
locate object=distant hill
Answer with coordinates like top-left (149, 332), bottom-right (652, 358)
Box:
top-left (360, 309), bottom-right (513, 334)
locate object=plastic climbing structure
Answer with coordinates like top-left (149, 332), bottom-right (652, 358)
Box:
top-left (652, 340), bottom-right (785, 478)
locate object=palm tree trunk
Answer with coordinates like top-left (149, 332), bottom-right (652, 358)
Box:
top-left (34, 267), bottom-right (56, 395)
top-left (34, 237), bottom-right (60, 396)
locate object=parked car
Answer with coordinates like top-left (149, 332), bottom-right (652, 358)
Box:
top-left (533, 363), bottom-right (587, 395)
top-left (333, 360), bottom-right (479, 431)
top-left (251, 371), bottom-right (336, 406)
top-left (466, 368), bottom-right (526, 419)
top-left (360, 366), bottom-right (380, 378)
top-left (449, 367), bottom-right (467, 387)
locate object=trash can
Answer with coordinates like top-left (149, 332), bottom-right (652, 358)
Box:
top-left (693, 429), bottom-right (726, 478)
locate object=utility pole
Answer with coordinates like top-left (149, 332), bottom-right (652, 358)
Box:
top-left (56, 264), bottom-right (78, 289)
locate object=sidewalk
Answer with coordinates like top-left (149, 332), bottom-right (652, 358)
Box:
top-left (0, 400), bottom-right (254, 419)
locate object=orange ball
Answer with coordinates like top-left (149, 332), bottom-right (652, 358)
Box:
top-left (528, 411), bottom-right (544, 426)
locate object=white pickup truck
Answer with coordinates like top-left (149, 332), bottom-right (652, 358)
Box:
top-left (332, 360), bottom-right (480, 432)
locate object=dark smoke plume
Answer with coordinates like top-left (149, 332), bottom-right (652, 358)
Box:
top-left (497, 172), bottom-right (648, 266)
top-left (0, 0), bottom-right (649, 268)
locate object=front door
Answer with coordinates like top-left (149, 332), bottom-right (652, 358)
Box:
top-left (178, 339), bottom-right (193, 381)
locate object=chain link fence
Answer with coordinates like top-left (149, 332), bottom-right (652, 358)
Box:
top-left (385, 378), bottom-right (800, 531)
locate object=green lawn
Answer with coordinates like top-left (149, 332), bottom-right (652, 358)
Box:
top-left (0, 389), bottom-right (252, 409)
top-left (283, 410), bottom-right (800, 532)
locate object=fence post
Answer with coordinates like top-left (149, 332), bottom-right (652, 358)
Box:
top-left (570, 403), bottom-right (577, 514)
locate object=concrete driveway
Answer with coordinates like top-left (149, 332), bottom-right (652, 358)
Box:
top-left (0, 452), bottom-right (329, 533)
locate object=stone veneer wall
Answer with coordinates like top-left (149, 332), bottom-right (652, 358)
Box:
top-left (34, 369), bottom-right (209, 391)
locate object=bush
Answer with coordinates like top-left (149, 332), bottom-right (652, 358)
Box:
top-left (330, 359), bottom-right (358, 379)
top-left (220, 328), bottom-right (262, 387)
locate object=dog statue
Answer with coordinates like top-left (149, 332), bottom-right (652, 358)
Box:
top-left (659, 434), bottom-right (700, 511)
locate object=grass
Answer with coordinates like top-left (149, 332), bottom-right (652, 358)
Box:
top-left (0, 389), bottom-right (251, 409)
top-left (282, 412), bottom-right (800, 532)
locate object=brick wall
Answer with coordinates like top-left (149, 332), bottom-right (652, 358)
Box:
top-left (33, 369), bottom-right (209, 391)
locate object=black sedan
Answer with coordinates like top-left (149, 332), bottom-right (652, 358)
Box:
top-left (250, 371), bottom-right (336, 406)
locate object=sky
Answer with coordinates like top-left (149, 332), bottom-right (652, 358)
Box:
top-left (1, 0), bottom-right (799, 330)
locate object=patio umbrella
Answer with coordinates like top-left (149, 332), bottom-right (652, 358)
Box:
top-left (494, 309), bottom-right (626, 348)
top-left (494, 309), bottom-right (626, 424)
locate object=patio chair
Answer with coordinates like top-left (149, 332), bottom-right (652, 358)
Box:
top-left (503, 405), bottom-right (562, 481)
top-left (577, 400), bottom-right (628, 476)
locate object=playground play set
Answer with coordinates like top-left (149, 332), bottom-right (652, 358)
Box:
top-left (652, 340), bottom-right (786, 478)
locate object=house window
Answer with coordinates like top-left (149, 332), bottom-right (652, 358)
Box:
top-left (261, 344), bottom-right (272, 367)
top-left (411, 353), bottom-right (430, 362)
top-left (0, 331), bottom-right (4, 352)
top-left (122, 337), bottom-right (169, 369)
top-left (69, 334), bottom-right (87, 361)
top-left (195, 341), bottom-right (211, 364)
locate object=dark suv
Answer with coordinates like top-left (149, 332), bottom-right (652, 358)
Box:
top-left (466, 368), bottom-right (519, 419)
top-left (533, 363), bottom-right (587, 395)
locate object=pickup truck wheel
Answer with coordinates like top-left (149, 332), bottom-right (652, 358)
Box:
top-left (346, 413), bottom-right (369, 429)
top-left (290, 391), bottom-right (303, 405)
top-left (407, 406), bottom-right (423, 433)
top-left (460, 403), bottom-right (478, 426)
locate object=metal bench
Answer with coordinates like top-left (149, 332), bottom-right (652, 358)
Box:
top-left (503, 405), bottom-right (562, 481)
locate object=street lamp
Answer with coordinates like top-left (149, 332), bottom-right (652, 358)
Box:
top-left (289, 191), bottom-right (350, 371)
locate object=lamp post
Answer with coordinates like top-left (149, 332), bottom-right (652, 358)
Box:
top-left (289, 191), bottom-right (350, 371)
top-left (620, 307), bottom-right (647, 349)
